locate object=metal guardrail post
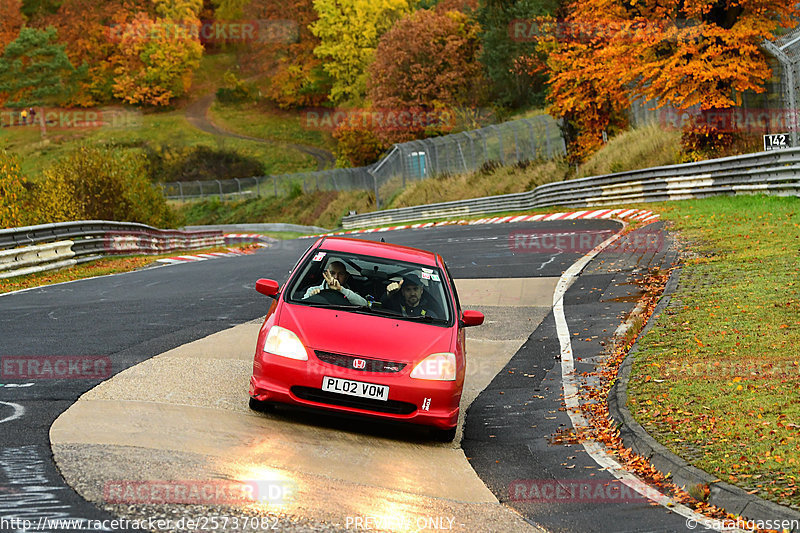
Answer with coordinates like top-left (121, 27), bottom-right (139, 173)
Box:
top-left (215, 180), bottom-right (223, 198)
top-left (491, 125), bottom-right (504, 165)
top-left (367, 168), bottom-right (380, 209)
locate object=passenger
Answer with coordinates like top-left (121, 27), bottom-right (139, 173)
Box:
top-left (303, 260), bottom-right (368, 306)
top-left (382, 273), bottom-right (442, 318)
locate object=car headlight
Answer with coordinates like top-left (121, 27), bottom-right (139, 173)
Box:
top-left (410, 353), bottom-right (456, 381)
top-left (263, 326), bottom-right (308, 361)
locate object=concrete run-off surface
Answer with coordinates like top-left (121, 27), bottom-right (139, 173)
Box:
top-left (51, 278), bottom-right (558, 532)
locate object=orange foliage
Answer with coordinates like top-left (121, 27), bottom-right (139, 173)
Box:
top-left (368, 9), bottom-right (485, 111)
top-left (39, 0), bottom-right (152, 105)
top-left (239, 0), bottom-right (329, 109)
top-left (0, 0), bottom-right (24, 53)
top-left (109, 11), bottom-right (203, 106)
top-left (544, 31), bottom-right (631, 162)
top-left (534, 0), bottom-right (796, 160)
top-left (332, 122), bottom-right (390, 167)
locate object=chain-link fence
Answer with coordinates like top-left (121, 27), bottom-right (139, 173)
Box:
top-left (161, 115), bottom-right (565, 208)
top-left (764, 28), bottom-right (800, 146)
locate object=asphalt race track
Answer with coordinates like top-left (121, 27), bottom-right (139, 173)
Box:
top-left (0, 220), bottom-right (713, 532)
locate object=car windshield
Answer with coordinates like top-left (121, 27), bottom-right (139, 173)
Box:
top-left (286, 249), bottom-right (452, 324)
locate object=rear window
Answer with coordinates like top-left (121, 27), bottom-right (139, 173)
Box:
top-left (285, 249), bottom-right (452, 325)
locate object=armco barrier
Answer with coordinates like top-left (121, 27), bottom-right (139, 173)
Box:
top-left (0, 241), bottom-right (77, 279)
top-left (0, 221), bottom-right (225, 279)
top-left (341, 148), bottom-right (800, 229)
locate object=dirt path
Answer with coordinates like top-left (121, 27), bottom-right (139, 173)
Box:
top-left (185, 93), bottom-right (336, 171)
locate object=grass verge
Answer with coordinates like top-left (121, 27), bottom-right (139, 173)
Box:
top-left (2, 111), bottom-right (316, 181)
top-left (628, 194), bottom-right (800, 510)
top-left (208, 101), bottom-right (335, 152)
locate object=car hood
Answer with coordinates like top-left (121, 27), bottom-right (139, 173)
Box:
top-left (278, 302), bottom-right (454, 361)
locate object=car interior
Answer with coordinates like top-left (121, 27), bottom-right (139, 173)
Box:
top-left (289, 253), bottom-right (449, 320)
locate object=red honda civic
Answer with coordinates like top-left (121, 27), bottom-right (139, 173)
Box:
top-left (248, 236), bottom-right (484, 441)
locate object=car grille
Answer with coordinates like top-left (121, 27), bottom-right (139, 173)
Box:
top-left (314, 351), bottom-right (407, 373)
top-left (291, 386), bottom-right (416, 415)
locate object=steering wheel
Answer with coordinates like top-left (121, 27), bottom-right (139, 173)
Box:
top-left (305, 289), bottom-right (350, 306)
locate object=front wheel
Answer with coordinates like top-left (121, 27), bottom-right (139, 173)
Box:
top-left (431, 426), bottom-right (457, 443)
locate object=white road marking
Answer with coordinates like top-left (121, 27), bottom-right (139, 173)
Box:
top-left (0, 401), bottom-right (25, 424)
top-left (552, 227), bottom-right (742, 532)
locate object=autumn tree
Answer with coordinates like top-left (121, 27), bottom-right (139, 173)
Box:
top-left (368, 9), bottom-right (486, 110)
top-left (539, 0), bottom-right (796, 160)
top-left (311, 0), bottom-right (410, 104)
top-left (0, 0), bottom-right (25, 53)
top-left (238, 0), bottom-right (330, 109)
top-left (544, 26), bottom-right (631, 162)
top-left (0, 26), bottom-right (82, 136)
top-left (477, 0), bottom-right (560, 109)
top-left (109, 0), bottom-right (203, 106)
top-left (39, 0), bottom-right (150, 105)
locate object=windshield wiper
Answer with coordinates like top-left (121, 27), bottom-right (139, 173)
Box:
top-left (367, 307), bottom-right (403, 317)
top-left (401, 314), bottom-right (445, 323)
top-left (299, 301), bottom-right (368, 311)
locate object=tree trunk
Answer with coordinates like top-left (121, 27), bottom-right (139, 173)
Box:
top-left (38, 106), bottom-right (46, 138)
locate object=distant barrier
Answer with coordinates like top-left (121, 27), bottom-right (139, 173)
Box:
top-left (341, 148), bottom-right (800, 229)
top-left (0, 221), bottom-right (224, 279)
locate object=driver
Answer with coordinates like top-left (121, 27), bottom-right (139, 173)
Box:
top-left (303, 260), bottom-right (368, 306)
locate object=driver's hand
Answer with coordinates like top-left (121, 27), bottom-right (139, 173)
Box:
top-left (386, 281), bottom-right (401, 293)
top-left (310, 288), bottom-right (321, 296)
top-left (323, 271), bottom-right (342, 291)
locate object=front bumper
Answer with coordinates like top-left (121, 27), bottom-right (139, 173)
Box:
top-left (249, 351), bottom-right (461, 429)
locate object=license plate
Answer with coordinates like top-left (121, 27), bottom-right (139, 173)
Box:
top-left (322, 376), bottom-right (389, 401)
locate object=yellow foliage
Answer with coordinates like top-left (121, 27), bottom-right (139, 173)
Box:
top-left (311, 0), bottom-right (410, 103)
top-left (0, 151), bottom-right (27, 229)
top-left (35, 145), bottom-right (173, 227)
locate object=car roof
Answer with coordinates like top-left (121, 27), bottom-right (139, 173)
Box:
top-left (315, 236), bottom-right (441, 267)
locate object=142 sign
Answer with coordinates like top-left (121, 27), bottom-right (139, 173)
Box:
top-left (763, 133), bottom-right (792, 151)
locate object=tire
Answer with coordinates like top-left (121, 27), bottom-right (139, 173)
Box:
top-left (249, 397), bottom-right (275, 413)
top-left (432, 426), bottom-right (457, 443)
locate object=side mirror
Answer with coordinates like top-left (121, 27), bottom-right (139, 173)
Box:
top-left (461, 310), bottom-right (484, 327)
top-left (255, 278), bottom-right (280, 298)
